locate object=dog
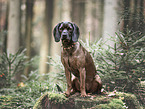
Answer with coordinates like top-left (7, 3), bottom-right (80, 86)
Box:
top-left (53, 21), bottom-right (102, 97)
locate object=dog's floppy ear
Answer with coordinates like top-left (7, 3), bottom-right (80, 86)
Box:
top-left (53, 23), bottom-right (61, 42)
top-left (72, 23), bottom-right (80, 42)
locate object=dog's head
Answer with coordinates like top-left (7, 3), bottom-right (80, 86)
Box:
top-left (53, 22), bottom-right (80, 42)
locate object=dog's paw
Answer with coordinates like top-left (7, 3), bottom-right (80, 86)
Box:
top-left (81, 92), bottom-right (87, 97)
top-left (64, 91), bottom-right (71, 97)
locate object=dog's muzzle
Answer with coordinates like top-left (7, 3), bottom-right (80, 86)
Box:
top-left (61, 30), bottom-right (70, 40)
top-left (61, 33), bottom-right (68, 39)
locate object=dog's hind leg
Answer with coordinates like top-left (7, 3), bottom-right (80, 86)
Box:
top-left (89, 75), bottom-right (102, 94)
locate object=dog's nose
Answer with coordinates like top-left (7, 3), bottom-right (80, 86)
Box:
top-left (62, 30), bottom-right (68, 38)
top-left (62, 29), bottom-right (67, 33)
top-left (61, 29), bottom-right (69, 40)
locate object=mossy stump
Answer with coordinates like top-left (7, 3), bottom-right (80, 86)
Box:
top-left (33, 92), bottom-right (141, 109)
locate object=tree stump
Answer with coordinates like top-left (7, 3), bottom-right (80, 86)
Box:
top-left (33, 92), bottom-right (141, 109)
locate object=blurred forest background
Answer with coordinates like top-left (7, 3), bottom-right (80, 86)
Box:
top-left (0, 0), bottom-right (145, 108)
top-left (1, 0), bottom-right (145, 77)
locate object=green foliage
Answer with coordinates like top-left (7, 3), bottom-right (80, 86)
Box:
top-left (82, 31), bottom-right (145, 93)
top-left (0, 49), bottom-right (63, 108)
top-left (138, 81), bottom-right (145, 106)
top-left (0, 86), bottom-right (35, 108)
top-left (0, 49), bottom-right (51, 108)
top-left (1, 30), bottom-right (144, 108)
top-left (46, 30), bottom-right (145, 106)
top-left (0, 49), bottom-right (28, 88)
top-left (116, 92), bottom-right (143, 109)
top-left (0, 71), bottom-right (51, 108)
top-left (47, 56), bottom-right (66, 92)
top-left (80, 30), bottom-right (145, 106)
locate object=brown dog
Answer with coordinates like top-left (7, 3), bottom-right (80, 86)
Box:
top-left (53, 22), bottom-right (102, 97)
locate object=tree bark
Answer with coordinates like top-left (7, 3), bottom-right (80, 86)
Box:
top-left (102, 0), bottom-right (119, 49)
top-left (7, 0), bottom-right (21, 54)
top-left (39, 0), bottom-right (53, 75)
top-left (121, 0), bottom-right (145, 34)
top-left (123, 0), bottom-right (130, 33)
top-left (24, 0), bottom-right (34, 76)
top-left (97, 0), bottom-right (105, 40)
top-left (71, 0), bottom-right (85, 40)
top-left (85, 0), bottom-right (104, 41)
top-left (0, 0), bottom-right (8, 54)
top-left (138, 0), bottom-right (144, 34)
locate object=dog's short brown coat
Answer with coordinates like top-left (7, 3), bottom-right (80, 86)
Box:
top-left (53, 22), bottom-right (102, 97)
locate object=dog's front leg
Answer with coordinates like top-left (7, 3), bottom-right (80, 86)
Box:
top-left (79, 68), bottom-right (87, 97)
top-left (65, 68), bottom-right (72, 97)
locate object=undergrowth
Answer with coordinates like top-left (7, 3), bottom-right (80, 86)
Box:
top-left (0, 30), bottom-right (144, 108)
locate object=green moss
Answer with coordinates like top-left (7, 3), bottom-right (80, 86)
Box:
top-left (95, 99), bottom-right (125, 109)
top-left (33, 92), bottom-right (142, 109)
top-left (74, 95), bottom-right (111, 109)
top-left (109, 103), bottom-right (124, 109)
top-left (33, 92), bottom-right (48, 109)
top-left (110, 99), bottom-right (124, 106)
top-left (116, 92), bottom-right (141, 109)
top-left (95, 104), bottom-right (111, 109)
top-left (48, 92), bottom-right (68, 104)
top-left (109, 99), bottom-right (125, 109)
top-left (33, 92), bottom-right (68, 109)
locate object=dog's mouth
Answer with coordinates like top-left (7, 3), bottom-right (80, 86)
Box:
top-left (62, 39), bottom-right (71, 43)
top-left (61, 39), bottom-right (74, 49)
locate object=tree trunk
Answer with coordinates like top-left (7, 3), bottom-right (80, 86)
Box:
top-left (123, 0), bottom-right (130, 33)
top-left (24, 0), bottom-right (34, 76)
top-left (138, 0), bottom-right (145, 34)
top-left (102, 0), bottom-right (119, 49)
top-left (7, 0), bottom-right (21, 54)
top-left (136, 0), bottom-right (145, 34)
top-left (121, 0), bottom-right (144, 34)
top-left (0, 0), bottom-right (8, 54)
top-left (85, 0), bottom-right (105, 41)
top-left (97, 0), bottom-right (105, 40)
top-left (39, 0), bottom-right (53, 75)
top-left (71, 0), bottom-right (85, 40)
top-left (132, 0), bottom-right (138, 31)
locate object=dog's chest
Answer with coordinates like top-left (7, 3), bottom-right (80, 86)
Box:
top-left (65, 55), bottom-right (78, 69)
top-left (62, 55), bottom-right (80, 76)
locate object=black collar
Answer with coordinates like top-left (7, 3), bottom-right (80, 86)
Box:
top-left (61, 42), bottom-right (77, 50)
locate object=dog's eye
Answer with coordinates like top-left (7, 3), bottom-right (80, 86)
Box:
top-left (68, 27), bottom-right (73, 31)
top-left (59, 28), bottom-right (63, 32)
